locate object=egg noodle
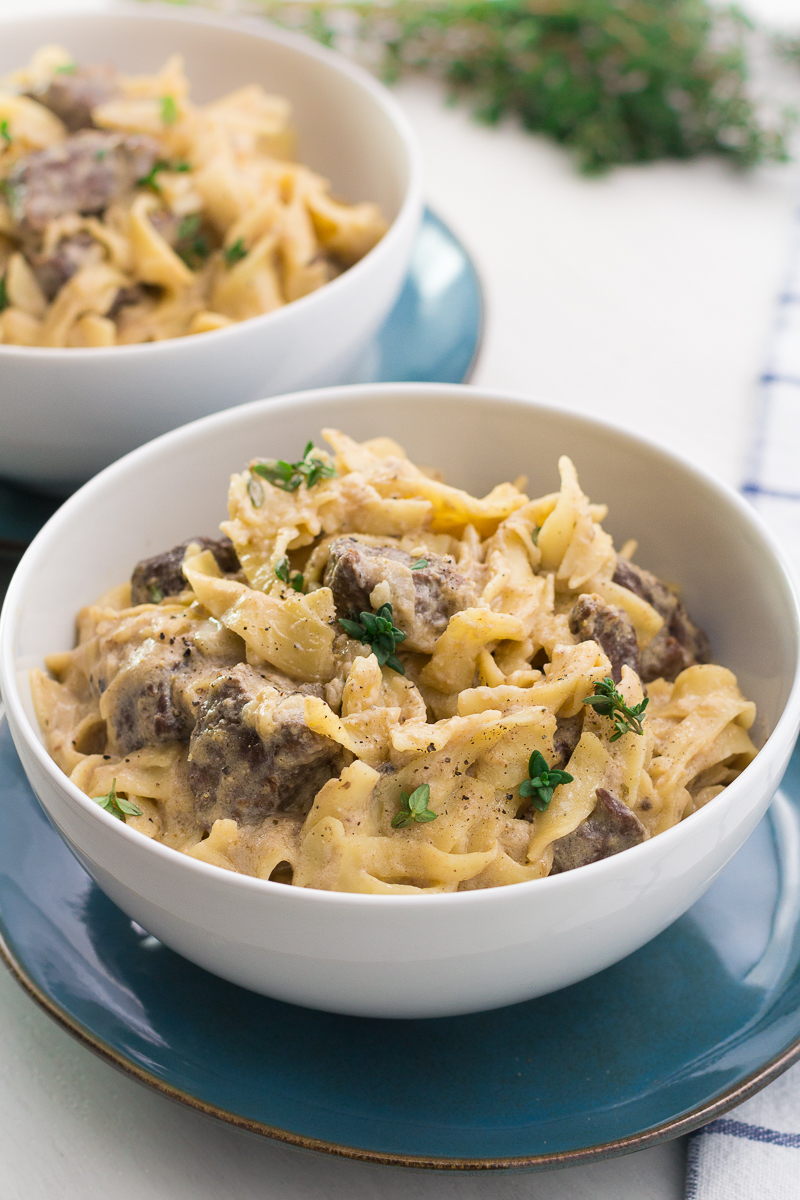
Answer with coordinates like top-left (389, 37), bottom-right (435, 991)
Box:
top-left (0, 47), bottom-right (386, 347)
top-left (32, 431), bottom-right (758, 893)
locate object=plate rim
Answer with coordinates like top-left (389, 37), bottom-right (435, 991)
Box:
top-left (2, 913), bottom-right (800, 1172)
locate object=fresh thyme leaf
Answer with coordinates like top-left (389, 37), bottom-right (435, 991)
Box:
top-left (54, 62), bottom-right (77, 74)
top-left (582, 676), bottom-right (649, 742)
top-left (339, 602), bottom-right (406, 674)
top-left (160, 94), bottom-right (179, 125)
top-left (247, 475), bottom-right (265, 508)
top-left (138, 161), bottom-right (167, 191)
top-left (149, 584), bottom-right (164, 603)
top-left (410, 558), bottom-right (428, 570)
top-left (0, 275), bottom-right (7, 312)
top-left (174, 160), bottom-right (192, 172)
top-left (518, 749), bottom-right (573, 812)
top-left (177, 213), bottom-right (202, 240)
top-left (251, 442), bottom-right (336, 492)
top-left (224, 238), bottom-right (248, 266)
top-left (531, 526), bottom-right (540, 547)
top-left (259, 0), bottom-right (791, 174)
top-left (274, 555), bottom-right (304, 591)
top-left (93, 778), bottom-right (143, 822)
top-left (0, 120), bottom-right (11, 147)
top-left (392, 783), bottom-right (437, 828)
top-left (178, 227), bottom-right (211, 269)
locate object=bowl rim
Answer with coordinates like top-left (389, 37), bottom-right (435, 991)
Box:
top-left (3, 380), bottom-right (800, 908)
top-left (0, 1), bottom-right (424, 359)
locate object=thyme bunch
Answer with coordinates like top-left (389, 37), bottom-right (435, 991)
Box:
top-left (255, 0), bottom-right (790, 173)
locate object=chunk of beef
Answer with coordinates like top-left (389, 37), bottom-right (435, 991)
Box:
top-left (569, 593), bottom-right (640, 683)
top-left (188, 664), bottom-right (340, 828)
top-left (553, 713), bottom-right (583, 769)
top-left (130, 537), bottom-right (240, 605)
top-left (107, 283), bottom-right (151, 319)
top-left (5, 131), bottom-right (159, 233)
top-left (612, 558), bottom-right (710, 683)
top-left (98, 632), bottom-right (240, 756)
top-left (550, 787), bottom-right (647, 874)
top-left (324, 537), bottom-right (478, 654)
top-left (29, 230), bottom-right (101, 300)
top-left (29, 64), bottom-right (120, 132)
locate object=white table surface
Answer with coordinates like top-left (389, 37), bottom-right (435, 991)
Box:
top-left (1, 0), bottom-right (800, 1195)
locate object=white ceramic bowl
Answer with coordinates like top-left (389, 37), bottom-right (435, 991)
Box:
top-left (3, 383), bottom-right (800, 1019)
top-left (0, 5), bottom-right (423, 493)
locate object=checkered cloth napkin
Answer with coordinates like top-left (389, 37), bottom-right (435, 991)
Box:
top-left (685, 219), bottom-right (800, 1200)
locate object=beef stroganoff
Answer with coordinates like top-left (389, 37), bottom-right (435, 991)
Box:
top-left (32, 431), bottom-right (758, 893)
top-left (0, 47), bottom-right (387, 347)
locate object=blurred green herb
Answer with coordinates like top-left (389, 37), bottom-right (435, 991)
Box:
top-left (410, 558), bottom-right (428, 569)
top-left (0, 120), bottom-right (11, 147)
top-left (0, 275), bottom-right (7, 312)
top-left (392, 783), bottom-right (437, 827)
top-left (275, 555), bottom-right (305, 591)
top-left (256, 0), bottom-right (792, 173)
top-left (93, 779), bottom-right (143, 822)
top-left (339, 602), bottom-right (407, 673)
top-left (54, 62), bottom-right (77, 74)
top-left (224, 238), bottom-right (248, 266)
top-left (161, 94), bottom-right (179, 125)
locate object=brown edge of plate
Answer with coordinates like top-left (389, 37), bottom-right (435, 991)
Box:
top-left (1, 924), bottom-right (799, 1172)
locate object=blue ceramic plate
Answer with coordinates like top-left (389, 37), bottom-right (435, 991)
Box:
top-left (1, 709), bottom-right (800, 1171)
top-left (0, 207), bottom-right (483, 552)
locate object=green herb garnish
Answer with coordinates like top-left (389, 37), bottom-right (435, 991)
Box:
top-left (251, 441), bottom-right (336, 492)
top-left (177, 213), bottom-right (202, 240)
top-left (177, 217), bottom-right (210, 268)
top-left (410, 558), bottom-right (428, 570)
top-left (174, 160), bottom-right (192, 172)
top-left (0, 120), bottom-right (11, 147)
top-left (138, 161), bottom-right (167, 191)
top-left (93, 779), bottom-right (143, 822)
top-left (54, 62), bottom-right (77, 74)
top-left (392, 783), bottom-right (437, 828)
top-left (275, 555), bottom-right (304, 591)
top-left (531, 526), bottom-right (540, 547)
top-left (583, 676), bottom-right (649, 742)
top-left (160, 94), bottom-right (179, 125)
top-left (247, 476), bottom-right (265, 508)
top-left (94, 148), bottom-right (107, 162)
top-left (518, 750), bottom-right (573, 812)
top-left (339, 602), bottom-right (406, 673)
top-left (259, 0), bottom-right (791, 175)
top-left (149, 584), bottom-right (164, 603)
top-left (0, 275), bottom-right (7, 312)
top-left (224, 238), bottom-right (248, 266)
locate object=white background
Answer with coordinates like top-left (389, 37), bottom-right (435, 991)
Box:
top-left (1, 0), bottom-right (800, 1195)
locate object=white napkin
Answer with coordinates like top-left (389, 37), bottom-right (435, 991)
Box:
top-left (686, 1062), bottom-right (800, 1199)
top-left (686, 221), bottom-right (800, 1200)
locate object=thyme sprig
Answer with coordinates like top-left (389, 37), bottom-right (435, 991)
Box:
top-left (392, 783), bottom-right (437, 827)
top-left (224, 238), bottom-right (248, 266)
top-left (0, 120), bottom-right (11, 147)
top-left (251, 441), bottom-right (336, 492)
top-left (160, 94), bottom-right (178, 125)
top-left (257, 0), bottom-right (791, 174)
top-left (519, 750), bottom-right (573, 812)
top-left (339, 602), bottom-right (406, 673)
top-left (583, 677), bottom-right (649, 742)
top-left (93, 779), bottom-right (143, 822)
top-left (275, 555), bottom-right (304, 591)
